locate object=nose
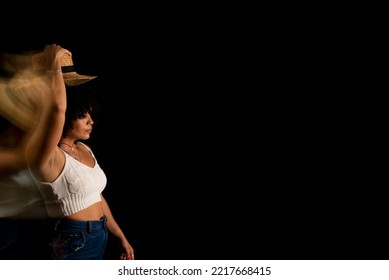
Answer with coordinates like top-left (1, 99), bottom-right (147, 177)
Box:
top-left (86, 113), bottom-right (94, 124)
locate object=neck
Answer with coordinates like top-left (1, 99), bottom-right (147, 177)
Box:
top-left (60, 140), bottom-right (77, 150)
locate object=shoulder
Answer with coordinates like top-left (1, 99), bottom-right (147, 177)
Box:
top-left (77, 141), bottom-right (92, 152)
top-left (77, 141), bottom-right (96, 159)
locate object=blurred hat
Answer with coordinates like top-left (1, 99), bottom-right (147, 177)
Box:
top-left (0, 73), bottom-right (47, 130)
top-left (31, 52), bottom-right (97, 86)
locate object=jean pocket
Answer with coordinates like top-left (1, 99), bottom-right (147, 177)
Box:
top-left (52, 231), bottom-right (85, 259)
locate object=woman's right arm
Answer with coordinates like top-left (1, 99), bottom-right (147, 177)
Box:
top-left (26, 44), bottom-right (69, 182)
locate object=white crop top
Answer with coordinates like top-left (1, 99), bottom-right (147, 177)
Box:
top-left (36, 142), bottom-right (107, 218)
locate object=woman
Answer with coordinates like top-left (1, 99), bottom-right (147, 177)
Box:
top-left (27, 44), bottom-right (134, 260)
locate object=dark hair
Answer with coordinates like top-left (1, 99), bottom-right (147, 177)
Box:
top-left (62, 83), bottom-right (100, 138)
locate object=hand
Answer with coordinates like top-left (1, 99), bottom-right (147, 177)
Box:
top-left (41, 44), bottom-right (71, 70)
top-left (119, 238), bottom-right (134, 260)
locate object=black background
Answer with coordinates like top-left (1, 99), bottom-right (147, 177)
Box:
top-left (0, 8), bottom-right (264, 260)
top-left (1, 6), bottom-right (382, 261)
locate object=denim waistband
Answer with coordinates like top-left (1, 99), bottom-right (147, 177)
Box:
top-left (54, 215), bottom-right (107, 233)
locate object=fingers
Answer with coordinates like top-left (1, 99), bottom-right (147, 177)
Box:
top-left (120, 251), bottom-right (135, 260)
top-left (43, 44), bottom-right (71, 58)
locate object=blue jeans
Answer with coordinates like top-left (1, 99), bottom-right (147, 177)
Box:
top-left (51, 216), bottom-right (108, 260)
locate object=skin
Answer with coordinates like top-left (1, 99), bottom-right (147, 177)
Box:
top-left (26, 44), bottom-right (134, 260)
top-left (0, 126), bottom-right (26, 175)
top-left (1, 59), bottom-right (54, 224)
top-left (0, 81), bottom-right (47, 175)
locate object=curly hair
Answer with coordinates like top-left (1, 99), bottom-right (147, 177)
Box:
top-left (62, 84), bottom-right (100, 138)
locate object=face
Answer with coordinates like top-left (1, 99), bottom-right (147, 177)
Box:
top-left (69, 112), bottom-right (94, 140)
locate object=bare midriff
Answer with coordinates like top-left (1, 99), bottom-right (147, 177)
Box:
top-left (64, 202), bottom-right (104, 221)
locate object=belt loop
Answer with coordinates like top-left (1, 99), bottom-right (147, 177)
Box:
top-left (87, 221), bottom-right (92, 233)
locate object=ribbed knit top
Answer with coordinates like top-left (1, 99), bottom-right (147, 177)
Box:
top-left (36, 143), bottom-right (107, 218)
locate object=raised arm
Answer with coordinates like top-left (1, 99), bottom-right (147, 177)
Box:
top-left (26, 44), bottom-right (69, 181)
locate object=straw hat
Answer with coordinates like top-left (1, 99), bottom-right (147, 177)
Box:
top-left (0, 73), bottom-right (48, 130)
top-left (31, 52), bottom-right (97, 86)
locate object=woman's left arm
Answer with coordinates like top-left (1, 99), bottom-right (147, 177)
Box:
top-left (100, 194), bottom-right (135, 260)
